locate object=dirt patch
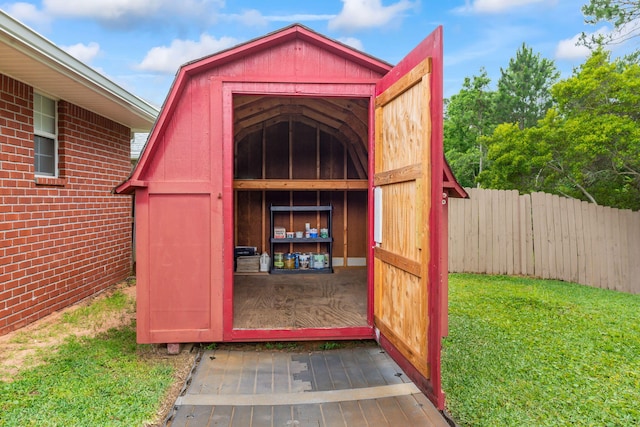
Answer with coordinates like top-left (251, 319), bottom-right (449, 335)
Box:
top-left (0, 281), bottom-right (137, 382)
top-left (138, 343), bottom-right (198, 427)
top-left (0, 279), bottom-right (197, 426)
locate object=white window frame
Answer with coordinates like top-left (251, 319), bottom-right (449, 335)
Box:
top-left (33, 93), bottom-right (58, 177)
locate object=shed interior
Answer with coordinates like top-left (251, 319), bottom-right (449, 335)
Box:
top-left (232, 95), bottom-right (370, 330)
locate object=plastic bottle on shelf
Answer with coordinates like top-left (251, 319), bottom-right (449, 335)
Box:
top-left (259, 252), bottom-right (270, 272)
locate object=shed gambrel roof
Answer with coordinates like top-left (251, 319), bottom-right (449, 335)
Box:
top-left (178, 23), bottom-right (393, 77)
top-left (117, 24), bottom-right (467, 200)
top-left (118, 24), bottom-right (394, 193)
top-left (0, 10), bottom-right (157, 131)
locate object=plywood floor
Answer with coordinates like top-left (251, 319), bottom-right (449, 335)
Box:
top-left (233, 268), bottom-right (368, 329)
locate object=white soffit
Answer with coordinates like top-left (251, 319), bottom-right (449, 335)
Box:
top-left (0, 11), bottom-right (158, 132)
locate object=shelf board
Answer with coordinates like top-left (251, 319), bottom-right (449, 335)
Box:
top-left (270, 205), bottom-right (331, 212)
top-left (234, 179), bottom-right (367, 191)
top-left (271, 238), bottom-right (332, 243)
top-left (270, 268), bottom-right (333, 274)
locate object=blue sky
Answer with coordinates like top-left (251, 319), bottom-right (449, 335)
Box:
top-left (1, 0), bottom-right (633, 108)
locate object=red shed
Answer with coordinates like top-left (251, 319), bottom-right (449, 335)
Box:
top-left (117, 24), bottom-right (466, 409)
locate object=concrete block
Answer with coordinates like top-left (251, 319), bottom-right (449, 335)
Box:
top-left (167, 343), bottom-right (181, 355)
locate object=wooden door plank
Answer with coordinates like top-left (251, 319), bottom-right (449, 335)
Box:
top-left (506, 190), bottom-right (517, 275)
top-left (568, 198), bottom-right (579, 283)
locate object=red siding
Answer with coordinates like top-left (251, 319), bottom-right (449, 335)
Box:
top-left (141, 78), bottom-right (211, 183)
top-left (123, 26), bottom-right (391, 344)
top-left (209, 39), bottom-right (382, 80)
top-left (0, 73), bottom-right (133, 336)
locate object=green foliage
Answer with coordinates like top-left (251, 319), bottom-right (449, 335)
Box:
top-left (581, 0), bottom-right (640, 46)
top-left (479, 50), bottom-right (640, 210)
top-left (61, 291), bottom-right (133, 326)
top-left (443, 274), bottom-right (640, 426)
top-left (495, 43), bottom-right (559, 130)
top-left (0, 323), bottom-right (174, 427)
top-left (445, 45), bottom-right (558, 188)
top-left (318, 341), bottom-right (341, 350)
top-left (264, 342), bottom-right (300, 351)
top-left (444, 69), bottom-right (497, 187)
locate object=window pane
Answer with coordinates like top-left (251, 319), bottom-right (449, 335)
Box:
top-left (34, 135), bottom-right (55, 176)
top-left (34, 93), bottom-right (56, 134)
top-left (41, 116), bottom-right (55, 134)
top-left (41, 96), bottom-right (55, 116)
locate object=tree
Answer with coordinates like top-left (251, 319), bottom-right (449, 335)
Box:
top-left (479, 50), bottom-right (640, 210)
top-left (444, 69), bottom-right (497, 187)
top-left (581, 0), bottom-right (640, 46)
top-left (495, 43), bottom-right (560, 130)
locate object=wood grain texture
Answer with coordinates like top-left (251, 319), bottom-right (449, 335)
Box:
top-left (233, 268), bottom-right (368, 329)
top-left (374, 57), bottom-right (432, 384)
top-left (448, 188), bottom-right (640, 294)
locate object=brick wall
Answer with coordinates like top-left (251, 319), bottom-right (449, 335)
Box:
top-left (0, 73), bottom-right (133, 336)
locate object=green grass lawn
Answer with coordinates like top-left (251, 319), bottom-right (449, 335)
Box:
top-left (442, 274), bottom-right (640, 426)
top-left (0, 288), bottom-right (181, 427)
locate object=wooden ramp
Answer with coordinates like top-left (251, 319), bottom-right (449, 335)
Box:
top-left (167, 345), bottom-right (450, 426)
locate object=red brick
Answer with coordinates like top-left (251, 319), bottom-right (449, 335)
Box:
top-left (0, 73), bottom-right (133, 336)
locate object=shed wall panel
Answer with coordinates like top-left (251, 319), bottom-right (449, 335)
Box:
top-left (142, 78), bottom-right (211, 183)
top-left (148, 194), bottom-right (211, 331)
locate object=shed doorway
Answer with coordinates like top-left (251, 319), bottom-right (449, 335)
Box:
top-left (231, 95), bottom-right (371, 333)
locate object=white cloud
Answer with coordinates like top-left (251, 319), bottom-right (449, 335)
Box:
top-left (42, 0), bottom-right (224, 27)
top-left (328, 0), bottom-right (415, 32)
top-left (456, 0), bottom-right (550, 14)
top-left (136, 33), bottom-right (239, 74)
top-left (221, 9), bottom-right (336, 26)
top-left (338, 37), bottom-right (364, 51)
top-left (608, 18), bottom-right (640, 44)
top-left (264, 14), bottom-right (337, 22)
top-left (223, 9), bottom-right (268, 27)
top-left (3, 2), bottom-right (51, 26)
top-left (555, 33), bottom-right (593, 60)
top-left (62, 42), bottom-right (101, 63)
top-left (556, 19), bottom-right (640, 61)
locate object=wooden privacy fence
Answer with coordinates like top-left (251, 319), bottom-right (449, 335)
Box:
top-left (448, 188), bottom-right (640, 294)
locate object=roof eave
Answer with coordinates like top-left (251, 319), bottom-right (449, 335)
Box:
top-left (0, 10), bottom-right (158, 130)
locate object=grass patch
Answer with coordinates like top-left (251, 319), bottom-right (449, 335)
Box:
top-left (442, 274), bottom-right (640, 426)
top-left (0, 323), bottom-right (173, 426)
top-left (0, 283), bottom-right (191, 427)
top-left (60, 290), bottom-right (133, 328)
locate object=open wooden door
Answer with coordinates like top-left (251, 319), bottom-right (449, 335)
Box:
top-left (373, 27), bottom-right (445, 409)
